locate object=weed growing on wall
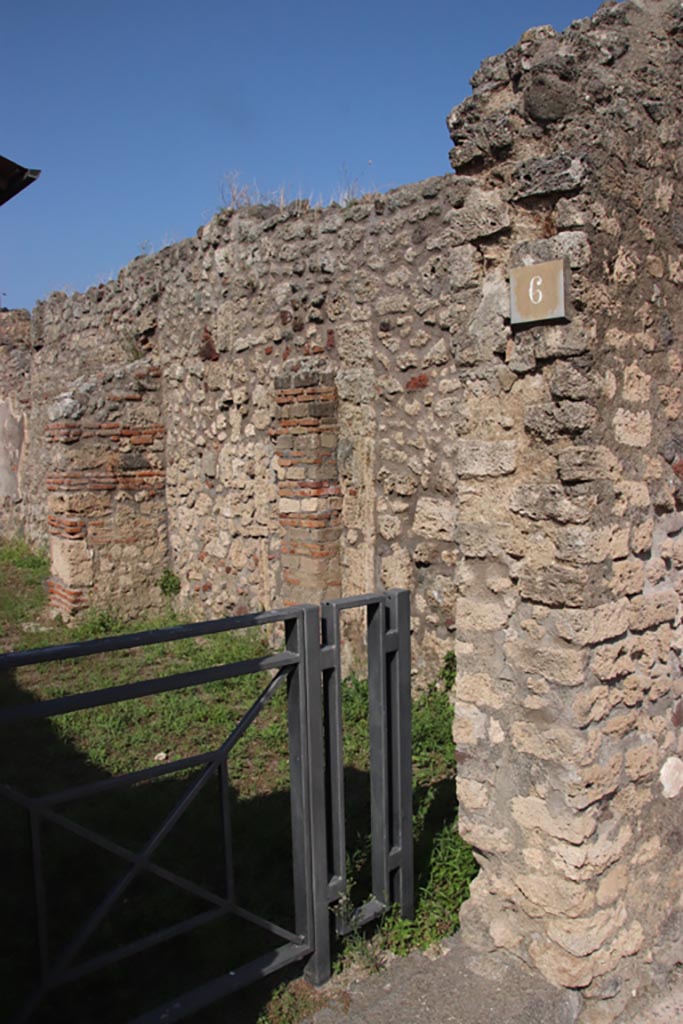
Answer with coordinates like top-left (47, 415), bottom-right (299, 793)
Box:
top-left (157, 568), bottom-right (181, 597)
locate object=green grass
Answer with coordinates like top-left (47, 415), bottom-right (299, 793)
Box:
top-left (0, 537), bottom-right (477, 1024)
top-left (0, 536), bottom-right (50, 629)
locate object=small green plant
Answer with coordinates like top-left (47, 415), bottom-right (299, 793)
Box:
top-left (379, 827), bottom-right (478, 956)
top-left (439, 650), bottom-right (457, 691)
top-left (158, 568), bottom-right (181, 597)
top-left (70, 608), bottom-right (124, 640)
top-left (0, 538), bottom-right (49, 572)
top-left (0, 537), bottom-right (50, 635)
top-left (336, 649), bottom-right (477, 973)
top-left (256, 979), bottom-right (327, 1024)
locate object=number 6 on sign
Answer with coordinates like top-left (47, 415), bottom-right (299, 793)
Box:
top-left (509, 259), bottom-right (570, 325)
top-left (528, 276), bottom-right (543, 305)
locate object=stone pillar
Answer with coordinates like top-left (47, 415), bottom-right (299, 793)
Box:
top-left (272, 368), bottom-right (342, 605)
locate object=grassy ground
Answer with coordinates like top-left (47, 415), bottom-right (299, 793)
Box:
top-left (0, 537), bottom-right (477, 1024)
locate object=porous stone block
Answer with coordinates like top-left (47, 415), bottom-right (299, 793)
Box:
top-left (455, 439), bottom-right (517, 477)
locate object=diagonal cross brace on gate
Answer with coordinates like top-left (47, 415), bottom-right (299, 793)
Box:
top-left (0, 589), bottom-right (412, 1024)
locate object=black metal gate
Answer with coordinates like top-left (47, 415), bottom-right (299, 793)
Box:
top-left (0, 589), bottom-right (412, 1023)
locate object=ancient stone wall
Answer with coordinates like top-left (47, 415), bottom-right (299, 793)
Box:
top-left (0, 310), bottom-right (32, 536)
top-left (1, 0), bottom-right (682, 1018)
top-left (444, 2), bottom-right (683, 1019)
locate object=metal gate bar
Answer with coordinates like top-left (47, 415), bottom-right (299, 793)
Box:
top-left (319, 589), bottom-right (413, 941)
top-left (0, 590), bottom-right (412, 1021)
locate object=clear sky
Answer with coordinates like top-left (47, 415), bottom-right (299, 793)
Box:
top-left (2, 0), bottom-right (607, 312)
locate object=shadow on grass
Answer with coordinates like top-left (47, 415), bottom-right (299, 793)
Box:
top-left (1, 665), bottom-right (462, 1024)
top-left (1, 660), bottom-right (311, 1024)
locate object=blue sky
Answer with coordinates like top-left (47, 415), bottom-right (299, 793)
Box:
top-left (2, 0), bottom-right (606, 311)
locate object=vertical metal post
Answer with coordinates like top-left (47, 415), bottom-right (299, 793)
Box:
top-left (387, 589), bottom-right (413, 917)
top-left (321, 602), bottom-right (346, 895)
top-left (367, 599), bottom-right (391, 907)
top-left (301, 604), bottom-right (332, 986)
top-left (285, 612), bottom-right (309, 943)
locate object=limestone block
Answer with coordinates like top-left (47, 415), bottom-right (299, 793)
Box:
top-left (336, 368), bottom-right (375, 404)
top-left (614, 480), bottom-right (650, 514)
top-left (505, 639), bottom-right (587, 686)
top-left (510, 483), bottom-right (596, 524)
top-left (413, 496), bottom-right (457, 540)
top-left (557, 446), bottom-right (621, 483)
top-left (529, 937), bottom-right (595, 988)
top-left (455, 440), bottom-right (517, 477)
top-left (549, 363), bottom-right (597, 401)
top-left (534, 322), bottom-right (593, 359)
top-left (455, 522), bottom-right (527, 558)
top-left (513, 153), bottom-right (586, 199)
top-left (421, 338), bottom-right (450, 367)
top-left (553, 599), bottom-right (630, 645)
top-left (453, 703), bottom-right (488, 745)
top-left (590, 638), bottom-right (631, 682)
top-left (489, 913), bottom-right (524, 951)
top-left (448, 244), bottom-right (480, 289)
top-left (624, 742), bottom-right (659, 782)
top-left (568, 754), bottom-right (623, 809)
top-left (377, 513), bottom-right (401, 540)
top-left (512, 230), bottom-right (591, 270)
top-left (613, 408), bottom-right (652, 448)
top-left (50, 537), bottom-right (94, 587)
top-left (335, 324), bottom-right (373, 366)
top-left (457, 597), bottom-right (510, 633)
top-left (519, 563), bottom-right (589, 606)
top-left (525, 401), bottom-right (597, 441)
top-left (379, 545), bottom-right (413, 589)
top-left (458, 821), bottom-right (514, 854)
top-left (610, 558), bottom-right (646, 597)
top-left (512, 795), bottom-right (598, 844)
top-left (511, 721), bottom-right (580, 762)
top-left (557, 525), bottom-right (629, 565)
top-left (630, 520), bottom-right (653, 554)
top-left (572, 685), bottom-right (618, 727)
top-left (548, 903), bottom-right (627, 958)
top-left (551, 823), bottom-right (633, 882)
top-left (629, 589), bottom-right (678, 632)
top-left (597, 863), bottom-right (629, 907)
top-left (517, 872), bottom-right (593, 917)
top-left (445, 189), bottom-right (511, 245)
top-left (457, 778), bottom-right (489, 810)
top-left (621, 673), bottom-right (651, 707)
top-left (622, 363), bottom-right (651, 404)
top-left (457, 671), bottom-right (506, 709)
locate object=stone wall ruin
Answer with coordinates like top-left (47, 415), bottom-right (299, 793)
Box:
top-left (1, 1), bottom-right (683, 1019)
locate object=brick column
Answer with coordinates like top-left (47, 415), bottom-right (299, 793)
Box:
top-left (272, 369), bottom-right (341, 604)
top-left (45, 363), bottom-right (169, 618)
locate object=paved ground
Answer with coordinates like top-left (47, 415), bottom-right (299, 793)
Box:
top-left (307, 934), bottom-right (581, 1024)
top-left (305, 935), bottom-right (683, 1024)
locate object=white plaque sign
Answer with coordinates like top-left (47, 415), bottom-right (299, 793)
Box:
top-left (509, 259), bottom-right (570, 325)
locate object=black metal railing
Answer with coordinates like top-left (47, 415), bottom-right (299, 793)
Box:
top-left (0, 590), bottom-right (412, 1023)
